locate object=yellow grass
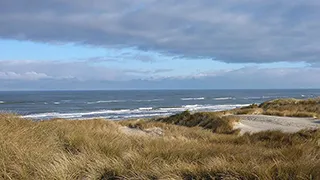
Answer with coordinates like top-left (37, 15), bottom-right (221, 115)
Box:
top-left (259, 98), bottom-right (320, 118)
top-left (224, 98), bottom-right (320, 118)
top-left (0, 113), bottom-right (319, 179)
top-left (154, 110), bottom-right (240, 134)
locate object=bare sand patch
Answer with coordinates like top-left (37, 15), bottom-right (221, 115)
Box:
top-left (119, 126), bottom-right (164, 136)
top-left (234, 115), bottom-right (319, 134)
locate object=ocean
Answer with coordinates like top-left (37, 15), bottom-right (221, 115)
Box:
top-left (0, 89), bottom-right (319, 120)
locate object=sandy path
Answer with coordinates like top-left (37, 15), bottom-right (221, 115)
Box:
top-left (234, 115), bottom-right (320, 134)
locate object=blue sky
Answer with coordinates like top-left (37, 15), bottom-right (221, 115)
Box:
top-left (0, 0), bottom-right (319, 90)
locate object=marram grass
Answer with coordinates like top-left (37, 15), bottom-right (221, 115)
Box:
top-left (0, 111), bottom-right (319, 179)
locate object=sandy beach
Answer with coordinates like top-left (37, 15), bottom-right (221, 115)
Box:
top-left (234, 115), bottom-right (320, 134)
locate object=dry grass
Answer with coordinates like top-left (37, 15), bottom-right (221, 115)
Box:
top-left (222, 98), bottom-right (320, 118)
top-left (155, 110), bottom-right (240, 134)
top-left (0, 113), bottom-right (319, 179)
top-left (259, 98), bottom-right (320, 118)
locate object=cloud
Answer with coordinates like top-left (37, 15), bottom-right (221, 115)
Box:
top-left (198, 67), bottom-right (320, 87)
top-left (0, 71), bottom-right (50, 80)
top-left (124, 68), bottom-right (172, 75)
top-left (0, 61), bottom-right (320, 90)
top-left (1, 0), bottom-right (320, 63)
top-left (81, 57), bottom-right (120, 63)
top-left (0, 60), bottom-right (172, 81)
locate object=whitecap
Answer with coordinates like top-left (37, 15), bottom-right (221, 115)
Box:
top-left (243, 96), bottom-right (261, 100)
top-left (87, 100), bottom-right (126, 104)
top-left (22, 104), bottom-right (251, 120)
top-left (213, 97), bottom-right (234, 100)
top-left (122, 113), bottom-right (173, 119)
top-left (181, 97), bottom-right (205, 101)
top-left (138, 107), bottom-right (153, 111)
top-left (22, 109), bottom-right (132, 119)
top-left (133, 99), bottom-right (164, 102)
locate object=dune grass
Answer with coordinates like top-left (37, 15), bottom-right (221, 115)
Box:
top-left (224, 98), bottom-right (320, 118)
top-left (154, 110), bottom-right (240, 134)
top-left (0, 113), bottom-right (319, 179)
top-left (259, 98), bottom-right (320, 118)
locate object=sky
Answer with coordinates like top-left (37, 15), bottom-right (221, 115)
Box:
top-left (1, 0), bottom-right (320, 90)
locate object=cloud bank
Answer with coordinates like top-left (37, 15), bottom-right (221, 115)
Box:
top-left (0, 60), bottom-right (171, 81)
top-left (1, 0), bottom-right (320, 63)
top-left (0, 60), bottom-right (319, 90)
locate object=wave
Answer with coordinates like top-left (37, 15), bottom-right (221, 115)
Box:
top-left (243, 96), bottom-right (262, 100)
top-left (22, 103), bottom-right (250, 120)
top-left (110, 113), bottom-right (174, 120)
top-left (138, 107), bottom-right (153, 111)
top-left (262, 96), bottom-right (285, 99)
top-left (87, 99), bottom-right (164, 104)
top-left (181, 97), bottom-right (205, 101)
top-left (213, 97), bottom-right (234, 100)
top-left (22, 109), bottom-right (132, 119)
top-left (133, 99), bottom-right (164, 102)
top-left (0, 101), bottom-right (34, 104)
top-left (53, 102), bottom-right (60, 105)
top-left (87, 100), bottom-right (127, 104)
top-left (243, 96), bottom-right (289, 100)
top-left (181, 104), bottom-right (251, 111)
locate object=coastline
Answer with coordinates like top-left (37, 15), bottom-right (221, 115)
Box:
top-left (2, 89), bottom-right (320, 121)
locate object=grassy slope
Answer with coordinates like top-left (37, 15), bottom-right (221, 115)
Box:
top-left (259, 98), bottom-right (320, 118)
top-left (155, 110), bottom-right (240, 134)
top-left (0, 112), bottom-right (320, 179)
top-left (231, 98), bottom-right (320, 118)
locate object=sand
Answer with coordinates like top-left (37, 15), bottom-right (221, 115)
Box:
top-left (119, 126), bottom-right (164, 137)
top-left (234, 115), bottom-right (320, 134)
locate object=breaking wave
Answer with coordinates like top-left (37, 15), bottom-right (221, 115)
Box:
top-left (22, 104), bottom-right (250, 120)
top-left (213, 97), bottom-right (234, 100)
top-left (181, 97), bottom-right (205, 101)
top-left (86, 99), bottom-right (164, 104)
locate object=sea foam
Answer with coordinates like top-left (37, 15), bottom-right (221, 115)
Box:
top-left (181, 97), bottom-right (205, 101)
top-left (213, 97), bottom-right (234, 100)
top-left (22, 104), bottom-right (250, 120)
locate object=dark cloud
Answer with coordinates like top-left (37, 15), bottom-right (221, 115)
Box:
top-left (1, 0), bottom-right (320, 63)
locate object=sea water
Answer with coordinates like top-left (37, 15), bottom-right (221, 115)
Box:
top-left (0, 89), bottom-right (319, 120)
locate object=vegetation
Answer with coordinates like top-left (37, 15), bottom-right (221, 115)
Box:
top-left (225, 98), bottom-right (320, 118)
top-left (155, 110), bottom-right (240, 134)
top-left (0, 113), bottom-right (319, 179)
top-left (259, 98), bottom-right (320, 118)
